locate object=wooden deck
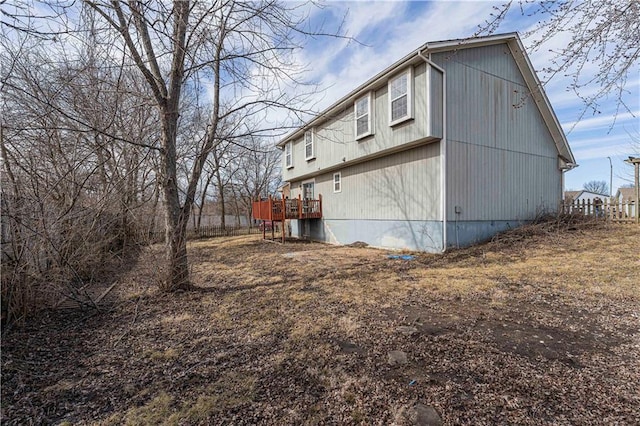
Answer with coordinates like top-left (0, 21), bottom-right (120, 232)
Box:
top-left (252, 195), bottom-right (322, 221)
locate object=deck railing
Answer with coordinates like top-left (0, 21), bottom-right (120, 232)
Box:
top-left (252, 194), bottom-right (322, 221)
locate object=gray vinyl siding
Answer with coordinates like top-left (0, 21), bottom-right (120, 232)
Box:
top-left (432, 44), bottom-right (562, 221)
top-left (290, 143), bottom-right (441, 221)
top-left (283, 40), bottom-right (567, 251)
top-left (283, 62), bottom-right (441, 183)
top-left (429, 65), bottom-right (444, 138)
top-left (446, 142), bottom-right (560, 221)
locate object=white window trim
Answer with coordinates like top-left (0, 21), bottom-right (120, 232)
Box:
top-left (304, 129), bottom-right (315, 161)
top-left (285, 141), bottom-right (293, 169)
top-left (333, 172), bottom-right (342, 193)
top-left (301, 178), bottom-right (315, 199)
top-left (388, 67), bottom-right (414, 127)
top-left (354, 92), bottom-right (374, 140)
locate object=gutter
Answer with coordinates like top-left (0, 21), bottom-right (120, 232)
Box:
top-left (417, 49), bottom-right (448, 253)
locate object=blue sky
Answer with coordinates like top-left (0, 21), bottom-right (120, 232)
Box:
top-left (6, 1), bottom-right (636, 192)
top-left (294, 1), bottom-right (640, 194)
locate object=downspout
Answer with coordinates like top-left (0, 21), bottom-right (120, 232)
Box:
top-left (417, 50), bottom-right (447, 252)
top-left (561, 162), bottom-right (578, 210)
top-left (561, 166), bottom-right (565, 210)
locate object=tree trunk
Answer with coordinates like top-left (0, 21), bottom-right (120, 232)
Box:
top-left (196, 172), bottom-right (213, 232)
top-left (215, 171), bottom-right (226, 230)
top-left (160, 113), bottom-right (190, 291)
top-left (157, 0), bottom-right (191, 291)
top-left (149, 182), bottom-right (160, 239)
top-left (164, 213), bottom-right (189, 291)
top-left (234, 191), bottom-right (242, 227)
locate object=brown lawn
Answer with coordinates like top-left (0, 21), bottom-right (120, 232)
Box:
top-left (2, 220), bottom-right (639, 425)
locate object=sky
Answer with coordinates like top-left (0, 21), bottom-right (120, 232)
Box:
top-left (3, 1), bottom-right (637, 193)
top-left (292, 0), bottom-right (640, 194)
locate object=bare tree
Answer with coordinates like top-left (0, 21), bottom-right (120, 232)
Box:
top-left (209, 141), bottom-right (238, 230)
top-left (190, 114), bottom-right (244, 232)
top-left (191, 140), bottom-right (237, 232)
top-left (480, 0), bottom-right (639, 124)
top-left (0, 20), bottom-right (169, 319)
top-left (583, 180), bottom-right (608, 195)
top-left (232, 137), bottom-right (282, 226)
top-left (3, 1), bottom-right (345, 291)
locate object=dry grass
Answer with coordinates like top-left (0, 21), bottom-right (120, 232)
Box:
top-left (2, 220), bottom-right (639, 425)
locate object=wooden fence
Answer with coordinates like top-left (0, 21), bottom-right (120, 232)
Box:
top-left (561, 199), bottom-right (638, 223)
top-left (137, 225), bottom-right (262, 244)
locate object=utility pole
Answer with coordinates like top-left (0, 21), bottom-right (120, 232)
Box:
top-left (607, 156), bottom-right (613, 197)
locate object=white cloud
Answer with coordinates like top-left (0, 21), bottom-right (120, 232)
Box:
top-left (571, 144), bottom-right (631, 161)
top-left (563, 111), bottom-right (639, 133)
top-left (570, 132), bottom-right (634, 148)
top-left (303, 1), bottom-right (503, 112)
top-left (569, 136), bottom-right (633, 162)
top-left (342, 1), bottom-right (406, 40)
top-left (549, 77), bottom-right (640, 109)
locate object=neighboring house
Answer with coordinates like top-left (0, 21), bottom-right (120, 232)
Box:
top-left (564, 190), bottom-right (608, 203)
top-left (614, 187), bottom-right (638, 218)
top-left (277, 33), bottom-right (576, 252)
top-left (615, 187), bottom-right (638, 204)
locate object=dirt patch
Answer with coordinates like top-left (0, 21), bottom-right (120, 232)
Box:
top-left (2, 223), bottom-right (639, 424)
top-left (383, 301), bottom-right (630, 368)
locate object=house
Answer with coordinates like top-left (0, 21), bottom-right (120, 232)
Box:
top-left (564, 190), bottom-right (608, 203)
top-left (613, 187), bottom-right (638, 218)
top-left (615, 187), bottom-right (638, 204)
top-left (272, 33), bottom-right (576, 252)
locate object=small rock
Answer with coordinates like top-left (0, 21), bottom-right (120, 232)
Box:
top-left (397, 326), bottom-right (418, 336)
top-left (411, 403), bottom-right (442, 426)
top-left (388, 350), bottom-right (408, 366)
top-left (349, 241), bottom-right (368, 248)
top-left (336, 340), bottom-right (362, 354)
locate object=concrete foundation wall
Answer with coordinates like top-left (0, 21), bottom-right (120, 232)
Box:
top-left (290, 218), bottom-right (531, 252)
top-left (446, 220), bottom-right (525, 248)
top-left (291, 218), bottom-right (443, 252)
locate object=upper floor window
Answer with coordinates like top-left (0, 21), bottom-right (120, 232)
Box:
top-left (388, 67), bottom-right (413, 126)
top-left (333, 172), bottom-right (342, 193)
top-left (304, 129), bottom-right (315, 160)
top-left (355, 92), bottom-right (373, 139)
top-left (285, 141), bottom-right (293, 168)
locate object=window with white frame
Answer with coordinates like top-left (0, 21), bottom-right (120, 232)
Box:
top-left (388, 67), bottom-right (413, 125)
top-left (304, 129), bottom-right (315, 160)
top-left (333, 172), bottom-right (341, 193)
top-left (355, 92), bottom-right (373, 139)
top-left (285, 141), bottom-right (293, 168)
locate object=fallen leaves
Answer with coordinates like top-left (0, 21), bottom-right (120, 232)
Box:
top-left (1, 223), bottom-right (639, 424)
